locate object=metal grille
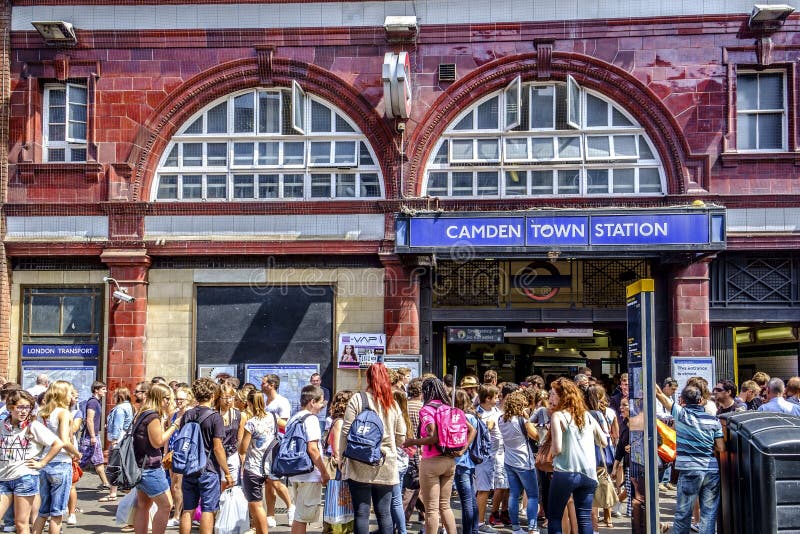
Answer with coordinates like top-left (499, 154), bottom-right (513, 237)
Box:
top-left (151, 255), bottom-right (381, 270)
top-left (438, 64), bottom-right (456, 82)
top-left (11, 257), bottom-right (106, 271)
top-left (581, 259), bottom-right (650, 307)
top-left (433, 260), bottom-right (500, 306)
top-left (712, 254), bottom-right (796, 305)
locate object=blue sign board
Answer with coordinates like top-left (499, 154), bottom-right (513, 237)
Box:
top-left (22, 344), bottom-right (100, 358)
top-left (408, 212), bottom-right (715, 248)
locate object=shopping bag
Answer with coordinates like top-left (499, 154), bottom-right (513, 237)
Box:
top-left (324, 522), bottom-right (355, 534)
top-left (214, 486), bottom-right (250, 534)
top-left (323, 479), bottom-right (354, 525)
top-left (116, 490), bottom-right (156, 527)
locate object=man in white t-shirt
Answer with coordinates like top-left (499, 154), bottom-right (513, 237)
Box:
top-left (287, 385), bottom-right (330, 533)
top-left (26, 374), bottom-right (49, 398)
top-left (261, 374), bottom-right (294, 527)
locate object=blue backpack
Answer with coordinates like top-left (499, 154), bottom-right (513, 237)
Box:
top-left (171, 409), bottom-right (214, 476)
top-left (271, 413), bottom-right (314, 478)
top-left (469, 415), bottom-right (491, 465)
top-left (343, 392), bottom-right (385, 466)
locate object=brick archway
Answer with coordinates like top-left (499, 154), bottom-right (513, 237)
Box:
top-left (407, 52), bottom-right (710, 197)
top-left (130, 58), bottom-right (397, 201)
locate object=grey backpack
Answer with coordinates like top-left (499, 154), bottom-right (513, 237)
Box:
top-left (107, 410), bottom-right (153, 491)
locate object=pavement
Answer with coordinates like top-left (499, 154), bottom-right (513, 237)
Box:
top-left (60, 472), bottom-right (680, 533)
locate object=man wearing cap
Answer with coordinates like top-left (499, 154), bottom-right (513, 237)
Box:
top-left (460, 375), bottom-right (480, 404)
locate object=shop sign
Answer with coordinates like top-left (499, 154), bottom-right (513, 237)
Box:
top-left (21, 344), bottom-right (99, 358)
top-left (402, 211), bottom-right (722, 250)
top-left (337, 333), bottom-right (386, 369)
top-left (446, 326), bottom-right (505, 343)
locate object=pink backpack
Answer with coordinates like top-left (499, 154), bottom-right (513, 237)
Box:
top-left (423, 401), bottom-right (469, 456)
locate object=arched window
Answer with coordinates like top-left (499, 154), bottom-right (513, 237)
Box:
top-left (423, 78), bottom-right (665, 198)
top-left (152, 87), bottom-right (384, 201)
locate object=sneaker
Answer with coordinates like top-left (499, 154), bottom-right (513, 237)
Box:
top-left (511, 529), bottom-right (525, 534)
top-left (2, 527), bottom-right (14, 533)
top-left (478, 524), bottom-right (498, 533)
top-left (66, 514), bottom-right (77, 526)
top-left (267, 517), bottom-right (277, 528)
top-left (690, 523), bottom-right (700, 532)
top-left (488, 513), bottom-right (503, 527)
top-left (286, 505), bottom-right (296, 524)
top-left (666, 482), bottom-right (677, 491)
top-left (166, 518), bottom-right (180, 529)
top-left (500, 512), bottom-right (512, 526)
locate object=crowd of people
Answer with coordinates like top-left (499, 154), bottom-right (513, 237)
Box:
top-left (0, 365), bottom-right (794, 534)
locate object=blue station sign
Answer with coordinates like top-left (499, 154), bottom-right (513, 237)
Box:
top-left (396, 209), bottom-right (725, 252)
top-left (22, 344), bottom-right (100, 358)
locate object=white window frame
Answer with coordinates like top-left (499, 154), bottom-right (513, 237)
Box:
top-left (736, 70), bottom-right (787, 152)
top-left (43, 83), bottom-right (88, 163)
top-left (504, 76), bottom-right (522, 130)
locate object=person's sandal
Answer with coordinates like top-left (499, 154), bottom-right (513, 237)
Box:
top-left (121, 526), bottom-right (135, 532)
top-left (99, 495), bottom-right (118, 502)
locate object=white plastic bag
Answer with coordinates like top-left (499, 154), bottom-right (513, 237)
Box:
top-left (214, 486), bottom-right (250, 534)
top-left (115, 490), bottom-right (156, 527)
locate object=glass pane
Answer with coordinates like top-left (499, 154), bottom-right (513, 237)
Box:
top-left (477, 97), bottom-right (499, 129)
top-left (567, 76), bottom-right (581, 128)
top-left (759, 73), bottom-right (783, 109)
top-left (451, 140), bottom-right (474, 160)
top-left (311, 100), bottom-right (332, 132)
top-left (49, 89), bottom-right (66, 106)
top-left (612, 169), bottom-right (635, 193)
top-left (283, 142), bottom-right (305, 165)
top-left (30, 296), bottom-right (60, 333)
top-left (292, 82), bottom-right (305, 133)
top-left (639, 136), bottom-right (655, 160)
top-left (476, 139), bottom-right (499, 160)
top-left (49, 105), bottom-right (66, 124)
top-left (258, 174), bottom-right (279, 198)
top-left (586, 136), bottom-right (611, 158)
top-left (359, 142), bottom-right (375, 166)
top-left (476, 171), bottom-right (498, 196)
top-left (68, 85), bottom-right (87, 105)
top-left (427, 172), bottom-right (448, 195)
top-left (49, 125), bottom-right (65, 142)
top-left (737, 113), bottom-right (757, 150)
top-left (557, 137), bottom-right (581, 159)
top-left (233, 142), bottom-right (254, 165)
top-left (157, 175), bottom-right (178, 199)
top-left (433, 141), bottom-right (449, 164)
top-left (586, 169), bottom-right (609, 194)
top-left (69, 102), bottom-right (87, 123)
top-left (335, 114), bottom-right (355, 133)
top-left (612, 108), bottom-right (634, 126)
top-left (531, 138), bottom-right (554, 159)
top-left (207, 102), bottom-right (228, 133)
top-left (336, 174), bottom-right (356, 197)
top-left (505, 138), bottom-right (528, 160)
top-left (68, 120), bottom-right (86, 141)
top-left (505, 78), bottom-right (520, 128)
top-left (164, 145), bottom-right (178, 167)
top-left (258, 142), bottom-right (279, 165)
top-left (182, 175), bottom-right (202, 199)
top-left (258, 93), bottom-right (280, 133)
top-left (586, 94), bottom-right (608, 127)
top-left (614, 135), bottom-right (638, 157)
top-left (48, 148), bottom-right (65, 161)
top-left (311, 173), bottom-right (331, 197)
top-left (638, 168), bottom-right (662, 193)
top-left (451, 172), bottom-right (473, 196)
top-left (737, 75), bottom-right (758, 110)
top-left (530, 170), bottom-right (553, 195)
top-left (233, 93), bottom-right (255, 133)
top-left (283, 174), bottom-right (304, 198)
top-left (185, 116), bottom-right (203, 134)
top-left (206, 143), bottom-right (227, 166)
top-left (758, 113), bottom-right (783, 149)
top-left (557, 170), bottom-right (580, 194)
top-left (206, 174), bottom-right (227, 199)
top-left (505, 170), bottom-right (527, 196)
top-left (70, 147), bottom-right (87, 162)
top-left (334, 141), bottom-right (357, 165)
top-left (182, 143), bottom-right (202, 166)
top-left (453, 112), bottom-right (473, 131)
top-left (360, 173), bottom-right (381, 197)
top-left (531, 86), bottom-right (555, 129)
top-left (310, 142), bottom-right (331, 164)
top-left (62, 296), bottom-right (93, 334)
top-left (233, 174), bottom-right (255, 198)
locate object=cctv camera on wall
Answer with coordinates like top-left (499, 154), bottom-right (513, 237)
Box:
top-left (112, 290), bottom-right (135, 303)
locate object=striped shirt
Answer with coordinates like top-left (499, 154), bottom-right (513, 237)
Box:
top-left (672, 403), bottom-right (722, 472)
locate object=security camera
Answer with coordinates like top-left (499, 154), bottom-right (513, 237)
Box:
top-left (112, 290), bottom-right (135, 303)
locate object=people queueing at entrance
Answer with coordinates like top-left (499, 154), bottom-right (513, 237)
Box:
top-left (0, 366), bottom-right (795, 534)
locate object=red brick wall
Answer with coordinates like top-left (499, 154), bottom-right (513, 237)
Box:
top-left (670, 261), bottom-right (711, 357)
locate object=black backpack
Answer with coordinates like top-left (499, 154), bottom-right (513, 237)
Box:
top-left (107, 410), bottom-right (154, 491)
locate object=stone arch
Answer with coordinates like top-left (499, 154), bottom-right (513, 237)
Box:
top-left (407, 52), bottom-right (709, 197)
top-left (130, 58), bottom-right (397, 201)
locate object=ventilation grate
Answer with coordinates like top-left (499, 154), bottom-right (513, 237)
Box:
top-left (438, 63), bottom-right (456, 82)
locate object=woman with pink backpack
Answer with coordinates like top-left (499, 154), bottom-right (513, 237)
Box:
top-left (403, 377), bottom-right (475, 534)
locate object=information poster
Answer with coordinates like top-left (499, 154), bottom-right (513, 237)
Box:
top-left (384, 355), bottom-right (422, 380)
top-left (197, 365), bottom-right (238, 381)
top-left (245, 363), bottom-right (319, 415)
top-left (337, 333), bottom-right (386, 369)
top-left (22, 365), bottom-right (96, 402)
top-left (671, 357), bottom-right (715, 398)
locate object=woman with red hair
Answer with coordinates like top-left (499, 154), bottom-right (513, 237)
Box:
top-left (546, 378), bottom-right (608, 534)
top-left (339, 363), bottom-right (407, 534)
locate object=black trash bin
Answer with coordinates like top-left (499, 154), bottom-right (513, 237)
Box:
top-left (749, 419), bottom-right (800, 533)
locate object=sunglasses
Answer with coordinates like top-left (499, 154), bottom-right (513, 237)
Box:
top-left (712, 387), bottom-right (724, 393)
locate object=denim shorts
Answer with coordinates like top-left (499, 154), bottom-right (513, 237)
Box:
top-left (0, 474), bottom-right (40, 497)
top-left (137, 468), bottom-right (170, 498)
top-left (38, 462), bottom-right (72, 517)
top-left (182, 470), bottom-right (221, 513)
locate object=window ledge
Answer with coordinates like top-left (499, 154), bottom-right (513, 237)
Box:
top-left (720, 151), bottom-right (800, 168)
top-left (15, 162), bottom-right (104, 183)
